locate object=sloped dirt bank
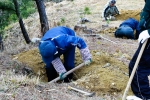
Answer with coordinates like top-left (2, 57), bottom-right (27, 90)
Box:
top-left (15, 47), bottom-right (133, 96)
top-left (116, 10), bottom-right (141, 21)
top-left (2, 0), bottom-right (144, 99)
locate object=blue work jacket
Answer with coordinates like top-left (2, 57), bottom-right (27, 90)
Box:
top-left (41, 26), bottom-right (87, 52)
top-left (120, 18), bottom-right (140, 38)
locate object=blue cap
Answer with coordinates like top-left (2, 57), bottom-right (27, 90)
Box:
top-left (39, 41), bottom-right (56, 67)
top-left (115, 25), bottom-right (134, 39)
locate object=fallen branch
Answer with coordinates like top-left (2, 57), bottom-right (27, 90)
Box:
top-left (79, 34), bottom-right (117, 44)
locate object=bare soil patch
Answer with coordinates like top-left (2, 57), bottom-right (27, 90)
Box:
top-left (1, 0), bottom-right (144, 99)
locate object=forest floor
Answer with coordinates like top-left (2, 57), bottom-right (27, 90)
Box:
top-left (0, 0), bottom-right (145, 100)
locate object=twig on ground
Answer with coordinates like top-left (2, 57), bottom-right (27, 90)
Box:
top-left (79, 34), bottom-right (117, 44)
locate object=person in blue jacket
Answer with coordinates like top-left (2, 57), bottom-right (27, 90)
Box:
top-left (38, 26), bottom-right (92, 82)
top-left (115, 18), bottom-right (140, 39)
top-left (126, 0), bottom-right (150, 99)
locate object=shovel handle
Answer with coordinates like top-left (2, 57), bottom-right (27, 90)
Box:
top-left (122, 40), bottom-right (148, 100)
top-left (49, 63), bottom-right (84, 83)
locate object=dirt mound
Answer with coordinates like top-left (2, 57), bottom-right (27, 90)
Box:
top-left (116, 10), bottom-right (141, 21)
top-left (15, 48), bottom-right (133, 96)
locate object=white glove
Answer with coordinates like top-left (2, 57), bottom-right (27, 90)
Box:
top-left (110, 16), bottom-right (115, 21)
top-left (31, 37), bottom-right (41, 43)
top-left (138, 30), bottom-right (150, 43)
top-left (126, 95), bottom-right (142, 100)
top-left (84, 58), bottom-right (92, 66)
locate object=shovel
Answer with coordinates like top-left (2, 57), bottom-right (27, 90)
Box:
top-left (122, 40), bottom-right (148, 100)
top-left (49, 63), bottom-right (84, 83)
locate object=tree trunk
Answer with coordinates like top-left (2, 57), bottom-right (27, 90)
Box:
top-left (0, 34), bottom-right (4, 52)
top-left (13, 0), bottom-right (31, 44)
top-left (35, 0), bottom-right (49, 36)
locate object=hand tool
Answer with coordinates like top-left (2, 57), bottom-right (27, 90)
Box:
top-left (68, 85), bottom-right (95, 97)
top-left (49, 63), bottom-right (84, 83)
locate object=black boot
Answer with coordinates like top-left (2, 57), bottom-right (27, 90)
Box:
top-left (62, 65), bottom-right (74, 83)
top-left (45, 67), bottom-right (57, 82)
top-left (63, 73), bottom-right (73, 83)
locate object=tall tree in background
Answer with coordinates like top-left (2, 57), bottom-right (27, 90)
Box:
top-left (1, 0), bottom-right (49, 41)
top-left (0, 0), bottom-right (36, 32)
top-left (0, 0), bottom-right (14, 31)
top-left (35, 0), bottom-right (49, 36)
top-left (13, 0), bottom-right (31, 43)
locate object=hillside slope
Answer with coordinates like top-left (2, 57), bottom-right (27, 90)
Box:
top-left (0, 0), bottom-right (144, 99)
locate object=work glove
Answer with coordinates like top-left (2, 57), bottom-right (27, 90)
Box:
top-left (31, 37), bottom-right (41, 43)
top-left (59, 72), bottom-right (66, 80)
top-left (110, 16), bottom-right (115, 21)
top-left (138, 30), bottom-right (150, 43)
top-left (84, 58), bottom-right (92, 66)
top-left (126, 95), bottom-right (142, 100)
top-left (80, 47), bottom-right (92, 66)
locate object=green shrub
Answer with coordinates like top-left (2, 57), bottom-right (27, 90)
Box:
top-left (83, 6), bottom-right (91, 15)
top-left (0, 0), bottom-right (36, 32)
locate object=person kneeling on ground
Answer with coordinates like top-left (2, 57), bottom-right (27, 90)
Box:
top-left (36, 26), bottom-right (92, 82)
top-left (101, 0), bottom-right (119, 21)
top-left (114, 18), bottom-right (140, 39)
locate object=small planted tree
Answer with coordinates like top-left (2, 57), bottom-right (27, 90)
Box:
top-left (78, 6), bottom-right (91, 24)
top-left (83, 6), bottom-right (91, 16)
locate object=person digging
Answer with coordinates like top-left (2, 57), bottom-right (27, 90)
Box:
top-left (114, 18), bottom-right (140, 39)
top-left (36, 26), bottom-right (92, 82)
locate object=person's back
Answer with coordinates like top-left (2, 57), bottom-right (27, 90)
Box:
top-left (42, 26), bottom-right (75, 41)
top-left (115, 18), bottom-right (140, 39)
top-left (120, 18), bottom-right (139, 30)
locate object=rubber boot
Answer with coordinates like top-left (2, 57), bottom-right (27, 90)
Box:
top-left (45, 67), bottom-right (57, 82)
top-left (63, 73), bottom-right (73, 83)
top-left (63, 66), bottom-right (73, 83)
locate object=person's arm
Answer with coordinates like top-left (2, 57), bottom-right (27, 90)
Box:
top-left (138, 0), bottom-right (150, 43)
top-left (51, 57), bottom-right (67, 80)
top-left (53, 34), bottom-right (92, 65)
top-left (102, 2), bottom-right (109, 20)
top-left (114, 6), bottom-right (120, 15)
top-left (143, 0), bottom-right (150, 35)
top-left (139, 0), bottom-right (150, 30)
top-left (64, 35), bottom-right (92, 65)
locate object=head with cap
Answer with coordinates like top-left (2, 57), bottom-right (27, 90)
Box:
top-left (109, 0), bottom-right (116, 6)
top-left (115, 26), bottom-right (134, 39)
top-left (39, 41), bottom-right (56, 67)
